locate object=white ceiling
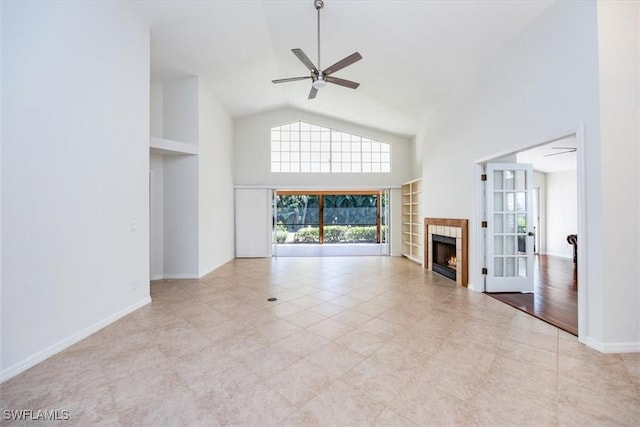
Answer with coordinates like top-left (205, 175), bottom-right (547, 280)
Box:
top-left (516, 135), bottom-right (577, 173)
top-left (131, 0), bottom-right (554, 136)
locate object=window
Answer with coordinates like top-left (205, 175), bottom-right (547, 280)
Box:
top-left (270, 121), bottom-right (391, 173)
top-left (274, 191), bottom-right (388, 245)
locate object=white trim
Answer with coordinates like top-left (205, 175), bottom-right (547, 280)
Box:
top-left (473, 129), bottom-right (580, 164)
top-left (473, 163), bottom-right (486, 292)
top-left (149, 136), bottom-right (198, 155)
top-left (575, 125), bottom-right (588, 346)
top-left (1, 297), bottom-right (152, 383)
top-left (234, 185), bottom-right (402, 190)
top-left (584, 337), bottom-right (640, 353)
top-left (161, 273), bottom-right (199, 280)
top-left (272, 243), bottom-right (388, 257)
top-left (150, 274), bottom-right (164, 281)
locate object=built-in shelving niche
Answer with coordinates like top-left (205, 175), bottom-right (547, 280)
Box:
top-left (401, 179), bottom-right (422, 264)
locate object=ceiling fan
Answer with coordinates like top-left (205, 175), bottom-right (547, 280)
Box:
top-left (272, 0), bottom-right (362, 99)
top-left (544, 147), bottom-right (577, 157)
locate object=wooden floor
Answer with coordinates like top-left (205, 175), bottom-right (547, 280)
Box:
top-left (487, 254), bottom-right (578, 336)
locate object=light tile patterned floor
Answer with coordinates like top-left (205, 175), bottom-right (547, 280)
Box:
top-left (2, 256), bottom-right (639, 426)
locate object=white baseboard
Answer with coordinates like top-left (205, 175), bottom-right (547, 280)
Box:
top-left (161, 273), bottom-right (199, 280)
top-left (150, 273), bottom-right (199, 280)
top-left (584, 336), bottom-right (640, 353)
top-left (1, 296), bottom-right (152, 383)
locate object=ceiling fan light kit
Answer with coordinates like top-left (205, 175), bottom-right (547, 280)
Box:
top-left (272, 0), bottom-right (362, 99)
top-left (312, 76), bottom-right (327, 89)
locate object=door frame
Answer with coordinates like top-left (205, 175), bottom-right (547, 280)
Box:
top-left (473, 127), bottom-right (587, 343)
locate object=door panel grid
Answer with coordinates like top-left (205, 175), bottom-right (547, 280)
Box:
top-left (486, 164), bottom-right (534, 292)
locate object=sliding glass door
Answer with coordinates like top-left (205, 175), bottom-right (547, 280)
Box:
top-left (274, 194), bottom-right (320, 244)
top-left (272, 190), bottom-right (389, 256)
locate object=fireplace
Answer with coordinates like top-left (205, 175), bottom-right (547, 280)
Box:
top-left (432, 234), bottom-right (457, 281)
top-left (424, 218), bottom-right (468, 287)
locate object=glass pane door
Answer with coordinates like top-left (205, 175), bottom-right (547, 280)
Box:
top-left (486, 164), bottom-right (534, 292)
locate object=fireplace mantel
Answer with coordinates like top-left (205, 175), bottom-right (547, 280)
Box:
top-left (424, 218), bottom-right (468, 287)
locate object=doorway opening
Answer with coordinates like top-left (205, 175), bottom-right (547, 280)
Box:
top-left (478, 134), bottom-right (580, 336)
top-left (272, 190), bottom-right (390, 257)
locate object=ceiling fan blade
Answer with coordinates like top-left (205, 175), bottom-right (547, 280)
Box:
top-left (544, 150), bottom-right (576, 157)
top-left (292, 49), bottom-right (318, 73)
top-left (323, 52), bottom-right (362, 75)
top-left (325, 76), bottom-right (360, 89)
top-left (272, 76), bottom-right (312, 84)
top-left (551, 147), bottom-right (576, 150)
top-left (308, 86), bottom-right (318, 99)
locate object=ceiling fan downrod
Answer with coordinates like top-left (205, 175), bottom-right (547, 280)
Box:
top-left (315, 0), bottom-right (323, 70)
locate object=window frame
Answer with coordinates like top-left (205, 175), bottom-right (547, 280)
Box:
top-left (270, 121), bottom-right (391, 174)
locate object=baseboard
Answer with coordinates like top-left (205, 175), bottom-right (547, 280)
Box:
top-left (161, 273), bottom-right (199, 280)
top-left (150, 273), bottom-right (199, 280)
top-left (1, 296), bottom-right (152, 383)
top-left (584, 336), bottom-right (640, 353)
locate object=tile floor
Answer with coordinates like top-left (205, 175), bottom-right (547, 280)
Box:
top-left (2, 256), bottom-right (639, 426)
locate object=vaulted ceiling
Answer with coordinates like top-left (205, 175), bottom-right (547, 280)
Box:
top-left (131, 0), bottom-right (554, 136)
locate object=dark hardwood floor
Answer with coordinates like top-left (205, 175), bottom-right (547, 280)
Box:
top-left (487, 254), bottom-right (578, 336)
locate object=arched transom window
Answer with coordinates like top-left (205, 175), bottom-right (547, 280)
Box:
top-left (270, 121), bottom-right (391, 173)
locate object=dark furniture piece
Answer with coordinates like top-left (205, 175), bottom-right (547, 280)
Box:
top-left (566, 234), bottom-right (577, 264)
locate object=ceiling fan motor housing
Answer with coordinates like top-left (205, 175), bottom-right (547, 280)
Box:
top-left (314, 0), bottom-right (324, 10)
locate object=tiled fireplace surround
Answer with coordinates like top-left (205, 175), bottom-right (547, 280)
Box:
top-left (424, 218), bottom-right (468, 287)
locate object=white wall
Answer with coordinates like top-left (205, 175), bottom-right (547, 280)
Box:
top-left (389, 188), bottom-right (403, 257)
top-left (533, 170), bottom-right (547, 254)
top-left (149, 152), bottom-right (164, 280)
top-left (419, 2), bottom-right (607, 342)
top-left (2, 1), bottom-right (150, 380)
top-left (150, 83), bottom-right (163, 138)
top-left (0, 2), bottom-right (4, 370)
top-left (409, 135), bottom-right (422, 181)
top-left (596, 0), bottom-right (640, 348)
top-left (162, 155), bottom-right (199, 278)
top-left (198, 78), bottom-right (235, 276)
top-left (234, 107), bottom-right (412, 188)
top-left (545, 170), bottom-right (577, 258)
top-left (163, 78), bottom-right (198, 145)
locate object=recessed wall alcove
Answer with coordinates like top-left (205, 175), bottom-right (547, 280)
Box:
top-left (424, 218), bottom-right (468, 287)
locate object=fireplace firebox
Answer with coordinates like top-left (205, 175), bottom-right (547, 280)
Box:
top-left (425, 218), bottom-right (468, 287)
top-left (432, 234), bottom-right (457, 281)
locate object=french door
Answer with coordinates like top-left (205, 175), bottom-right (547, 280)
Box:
top-left (485, 164), bottom-right (535, 293)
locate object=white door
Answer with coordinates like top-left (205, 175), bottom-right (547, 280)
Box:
top-left (235, 188), bottom-right (273, 257)
top-left (486, 163), bottom-right (535, 292)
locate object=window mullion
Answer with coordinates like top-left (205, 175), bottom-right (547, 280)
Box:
top-left (319, 194), bottom-right (324, 244)
top-left (376, 193), bottom-right (381, 244)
